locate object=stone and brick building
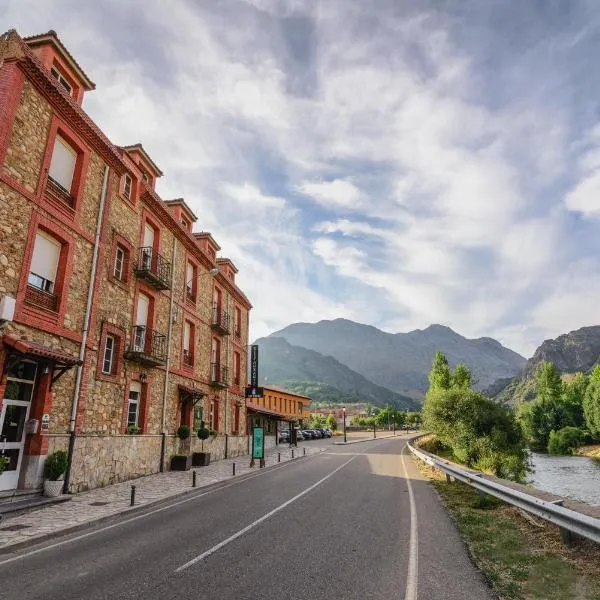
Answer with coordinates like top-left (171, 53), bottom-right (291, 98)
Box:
top-left (0, 29), bottom-right (251, 493)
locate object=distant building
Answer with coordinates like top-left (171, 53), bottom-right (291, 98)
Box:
top-left (246, 385), bottom-right (311, 448)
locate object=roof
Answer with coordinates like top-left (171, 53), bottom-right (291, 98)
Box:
top-left (3, 335), bottom-right (81, 366)
top-left (164, 198), bottom-right (198, 222)
top-left (121, 143), bottom-right (163, 177)
top-left (23, 30), bottom-right (95, 90)
top-left (263, 385), bottom-right (312, 401)
top-left (193, 232), bottom-right (221, 251)
top-left (216, 258), bottom-right (238, 274)
top-left (246, 402), bottom-right (298, 421)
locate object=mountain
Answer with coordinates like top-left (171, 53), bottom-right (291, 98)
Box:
top-left (254, 336), bottom-right (418, 410)
top-left (268, 319), bottom-right (525, 398)
top-left (492, 326), bottom-right (600, 404)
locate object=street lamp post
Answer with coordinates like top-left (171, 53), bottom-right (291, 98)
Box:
top-left (343, 407), bottom-right (347, 443)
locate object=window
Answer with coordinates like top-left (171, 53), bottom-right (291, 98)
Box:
top-left (183, 320), bottom-right (193, 366)
top-left (234, 352), bottom-right (241, 386)
top-left (209, 400), bottom-right (218, 431)
top-left (48, 135), bottom-right (77, 194)
top-left (122, 174), bottom-right (132, 200)
top-left (233, 403), bottom-right (240, 434)
top-left (142, 172), bottom-right (149, 183)
top-left (298, 402), bottom-right (303, 414)
top-left (50, 65), bottom-right (73, 95)
top-left (234, 307), bottom-right (242, 338)
top-left (127, 383), bottom-right (141, 428)
top-left (186, 262), bottom-right (195, 300)
top-left (181, 218), bottom-right (190, 231)
top-left (28, 231), bottom-right (61, 293)
top-left (114, 245), bottom-right (125, 280)
top-left (102, 335), bottom-right (115, 374)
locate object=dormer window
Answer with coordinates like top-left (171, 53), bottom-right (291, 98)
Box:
top-left (142, 172), bottom-right (149, 183)
top-left (50, 64), bottom-right (73, 96)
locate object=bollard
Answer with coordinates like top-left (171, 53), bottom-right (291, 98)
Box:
top-left (233, 462), bottom-right (236, 476)
top-left (278, 452), bottom-right (281, 463)
top-left (303, 447), bottom-right (306, 456)
top-left (130, 485), bottom-right (136, 506)
top-left (291, 449), bottom-right (294, 459)
top-left (192, 470), bottom-right (197, 488)
top-left (445, 473), bottom-right (451, 484)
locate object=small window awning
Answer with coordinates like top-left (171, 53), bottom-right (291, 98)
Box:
top-left (246, 402), bottom-right (295, 421)
top-left (2, 335), bottom-right (81, 388)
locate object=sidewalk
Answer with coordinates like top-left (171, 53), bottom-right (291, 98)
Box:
top-left (0, 443), bottom-right (327, 552)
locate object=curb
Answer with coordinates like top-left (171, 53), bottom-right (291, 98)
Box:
top-left (0, 450), bottom-right (325, 556)
top-left (332, 434), bottom-right (400, 445)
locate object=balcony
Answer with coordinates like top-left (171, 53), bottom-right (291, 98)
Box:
top-left (133, 247), bottom-right (171, 291)
top-left (25, 281), bottom-right (58, 312)
top-left (124, 325), bottom-right (167, 367)
top-left (211, 304), bottom-right (230, 335)
top-left (183, 349), bottom-right (193, 368)
top-left (210, 362), bottom-right (229, 388)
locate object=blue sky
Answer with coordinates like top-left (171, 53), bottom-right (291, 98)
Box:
top-left (4, 0), bottom-right (600, 357)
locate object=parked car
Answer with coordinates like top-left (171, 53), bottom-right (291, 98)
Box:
top-left (322, 429), bottom-right (332, 438)
top-left (278, 431), bottom-right (290, 443)
top-left (302, 430), bottom-right (314, 439)
top-left (294, 429), bottom-right (306, 441)
top-left (313, 429), bottom-right (323, 439)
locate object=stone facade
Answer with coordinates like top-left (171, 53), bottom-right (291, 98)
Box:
top-left (0, 29), bottom-right (252, 494)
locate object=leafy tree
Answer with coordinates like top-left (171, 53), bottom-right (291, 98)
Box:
top-left (428, 351), bottom-right (452, 392)
top-left (561, 372), bottom-right (588, 428)
top-left (310, 414), bottom-right (326, 428)
top-left (535, 361), bottom-right (563, 404)
top-left (548, 427), bottom-right (584, 455)
top-left (452, 363), bottom-right (472, 390)
top-left (325, 414), bottom-right (337, 431)
top-left (405, 411), bottom-right (421, 428)
top-left (583, 365), bottom-right (600, 438)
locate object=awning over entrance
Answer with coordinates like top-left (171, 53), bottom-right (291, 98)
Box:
top-left (246, 402), bottom-right (296, 422)
top-left (2, 335), bottom-right (81, 387)
top-left (178, 384), bottom-right (205, 405)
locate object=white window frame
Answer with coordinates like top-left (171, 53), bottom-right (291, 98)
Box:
top-left (102, 335), bottom-right (115, 375)
top-left (50, 65), bottom-right (73, 95)
top-left (209, 400), bottom-right (217, 431)
top-left (127, 386), bottom-right (141, 428)
top-left (28, 231), bottom-right (61, 293)
top-left (123, 174), bottom-right (132, 200)
top-left (114, 246), bottom-right (125, 280)
top-left (186, 262), bottom-right (195, 299)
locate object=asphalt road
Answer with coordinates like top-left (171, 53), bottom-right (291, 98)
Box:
top-left (0, 437), bottom-right (495, 600)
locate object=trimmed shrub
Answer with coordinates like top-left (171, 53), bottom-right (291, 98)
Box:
top-left (177, 425), bottom-right (191, 440)
top-left (44, 450), bottom-right (68, 481)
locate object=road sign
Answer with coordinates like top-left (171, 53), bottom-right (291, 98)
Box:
top-left (252, 427), bottom-right (264, 459)
top-left (245, 386), bottom-right (264, 399)
top-left (250, 344), bottom-right (259, 387)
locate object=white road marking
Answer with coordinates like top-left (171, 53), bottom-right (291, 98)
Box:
top-left (175, 455), bottom-right (356, 573)
top-left (402, 445), bottom-right (419, 600)
top-left (0, 457), bottom-right (320, 568)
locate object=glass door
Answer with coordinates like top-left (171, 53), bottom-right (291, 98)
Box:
top-left (0, 360), bottom-right (37, 491)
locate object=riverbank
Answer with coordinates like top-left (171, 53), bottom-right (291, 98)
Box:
top-left (577, 444), bottom-right (600, 459)
top-left (415, 459), bottom-right (600, 600)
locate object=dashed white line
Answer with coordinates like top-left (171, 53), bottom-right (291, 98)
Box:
top-left (175, 455), bottom-right (356, 573)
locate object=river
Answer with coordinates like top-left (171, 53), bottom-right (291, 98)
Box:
top-left (529, 452), bottom-right (600, 506)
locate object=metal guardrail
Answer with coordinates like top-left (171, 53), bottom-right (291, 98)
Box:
top-left (407, 437), bottom-right (600, 545)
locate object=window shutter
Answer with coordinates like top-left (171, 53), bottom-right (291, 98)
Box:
top-left (49, 136), bottom-right (77, 191)
top-left (30, 232), bottom-right (61, 282)
top-left (136, 294), bottom-right (149, 326)
top-left (186, 262), bottom-right (193, 286)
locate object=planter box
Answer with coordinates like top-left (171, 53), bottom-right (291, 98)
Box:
top-left (170, 455), bottom-right (192, 471)
top-left (192, 452), bottom-right (211, 467)
top-left (43, 480), bottom-right (64, 497)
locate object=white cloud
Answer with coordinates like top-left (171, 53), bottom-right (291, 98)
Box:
top-left (295, 179), bottom-right (363, 209)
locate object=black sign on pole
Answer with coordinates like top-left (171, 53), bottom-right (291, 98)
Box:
top-left (250, 344), bottom-right (259, 387)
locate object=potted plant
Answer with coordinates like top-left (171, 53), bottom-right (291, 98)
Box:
top-left (170, 454), bottom-right (192, 471)
top-left (192, 422), bottom-right (211, 467)
top-left (43, 450), bottom-right (68, 497)
top-left (0, 454), bottom-right (9, 476)
top-left (177, 425), bottom-right (190, 440)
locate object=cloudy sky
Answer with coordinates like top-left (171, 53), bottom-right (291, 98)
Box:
top-left (4, 0), bottom-right (600, 356)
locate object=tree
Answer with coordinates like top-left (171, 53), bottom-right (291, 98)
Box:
top-left (535, 361), bottom-right (563, 404)
top-left (548, 427), bottom-right (584, 455)
top-left (561, 372), bottom-right (588, 428)
top-left (428, 351), bottom-right (452, 392)
top-left (583, 365), bottom-right (600, 438)
top-left (452, 363), bottom-right (472, 390)
top-left (310, 414), bottom-right (326, 429)
top-left (325, 414), bottom-right (337, 431)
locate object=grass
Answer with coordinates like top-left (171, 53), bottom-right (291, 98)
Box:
top-left (416, 461), bottom-right (600, 600)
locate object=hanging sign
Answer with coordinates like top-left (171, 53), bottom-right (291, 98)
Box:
top-left (250, 344), bottom-right (259, 387)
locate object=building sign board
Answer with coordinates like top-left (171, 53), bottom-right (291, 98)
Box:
top-left (252, 427), bottom-right (264, 459)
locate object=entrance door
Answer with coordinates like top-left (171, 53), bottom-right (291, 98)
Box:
top-left (0, 360), bottom-right (37, 491)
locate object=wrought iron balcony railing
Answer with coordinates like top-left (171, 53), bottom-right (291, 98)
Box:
top-left (133, 246), bottom-right (172, 290)
top-left (211, 304), bottom-right (230, 335)
top-left (210, 362), bottom-right (229, 388)
top-left (124, 325), bottom-right (167, 366)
